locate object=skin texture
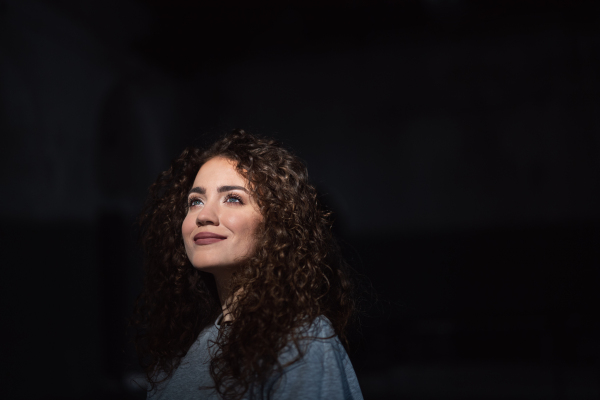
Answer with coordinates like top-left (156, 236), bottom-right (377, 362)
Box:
top-left (181, 157), bottom-right (262, 311)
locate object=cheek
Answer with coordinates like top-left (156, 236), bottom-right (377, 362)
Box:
top-left (225, 214), bottom-right (262, 240)
top-left (182, 213), bottom-right (195, 236)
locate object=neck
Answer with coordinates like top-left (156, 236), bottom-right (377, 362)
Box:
top-left (213, 270), bottom-right (234, 322)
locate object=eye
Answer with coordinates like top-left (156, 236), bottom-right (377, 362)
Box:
top-left (188, 197), bottom-right (203, 207)
top-left (225, 193), bottom-right (244, 205)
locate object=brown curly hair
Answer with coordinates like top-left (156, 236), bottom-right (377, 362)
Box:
top-left (133, 129), bottom-right (356, 399)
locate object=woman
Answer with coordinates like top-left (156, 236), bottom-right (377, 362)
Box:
top-left (134, 130), bottom-right (363, 400)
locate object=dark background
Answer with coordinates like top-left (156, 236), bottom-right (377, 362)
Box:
top-left (1, 0), bottom-right (599, 399)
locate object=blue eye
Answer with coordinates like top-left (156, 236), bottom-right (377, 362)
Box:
top-left (225, 194), bottom-right (243, 204)
top-left (189, 198), bottom-right (203, 207)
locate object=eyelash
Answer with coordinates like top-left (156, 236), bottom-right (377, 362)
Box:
top-left (188, 197), bottom-right (202, 208)
top-left (187, 193), bottom-right (244, 208)
top-left (225, 193), bottom-right (244, 204)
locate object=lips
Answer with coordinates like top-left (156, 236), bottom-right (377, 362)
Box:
top-left (193, 232), bottom-right (227, 245)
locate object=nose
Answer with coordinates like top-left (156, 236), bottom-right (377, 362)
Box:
top-left (196, 202), bottom-right (219, 226)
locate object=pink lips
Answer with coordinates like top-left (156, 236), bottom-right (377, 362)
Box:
top-left (193, 232), bottom-right (227, 245)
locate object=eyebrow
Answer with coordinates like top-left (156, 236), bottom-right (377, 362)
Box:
top-left (188, 185), bottom-right (248, 196)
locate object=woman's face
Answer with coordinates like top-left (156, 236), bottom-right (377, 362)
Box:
top-left (182, 157), bottom-right (263, 274)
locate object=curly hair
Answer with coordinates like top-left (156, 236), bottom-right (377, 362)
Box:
top-left (133, 129), bottom-right (356, 400)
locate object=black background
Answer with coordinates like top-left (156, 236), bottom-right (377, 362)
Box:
top-left (1, 0), bottom-right (599, 399)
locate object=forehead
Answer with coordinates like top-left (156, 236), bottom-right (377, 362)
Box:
top-left (193, 157), bottom-right (245, 185)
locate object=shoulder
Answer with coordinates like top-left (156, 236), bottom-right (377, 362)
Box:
top-left (299, 315), bottom-right (337, 341)
top-left (262, 316), bottom-right (363, 400)
top-left (281, 315), bottom-right (340, 361)
top-left (290, 316), bottom-right (347, 366)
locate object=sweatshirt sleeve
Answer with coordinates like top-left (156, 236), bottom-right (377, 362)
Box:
top-left (260, 318), bottom-right (364, 400)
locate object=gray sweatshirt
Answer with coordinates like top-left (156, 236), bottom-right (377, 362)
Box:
top-left (148, 316), bottom-right (364, 400)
